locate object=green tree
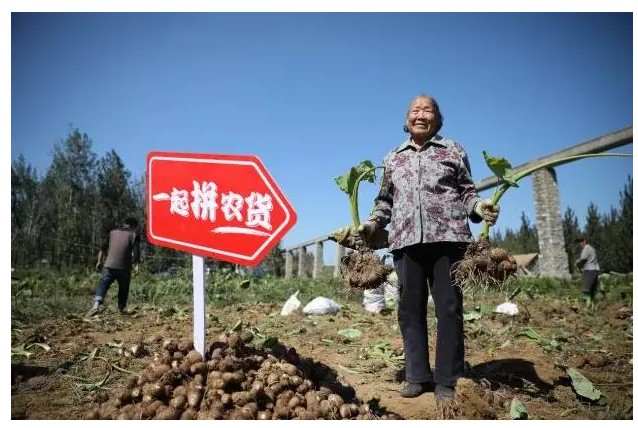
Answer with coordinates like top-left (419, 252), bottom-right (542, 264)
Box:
top-left (615, 176), bottom-right (633, 272)
top-left (11, 156), bottom-right (43, 267)
top-left (598, 176), bottom-right (633, 273)
top-left (584, 203), bottom-right (604, 252)
top-left (260, 243), bottom-right (285, 277)
top-left (518, 212), bottom-right (539, 253)
top-left (97, 150), bottom-right (135, 228)
top-left (40, 129), bottom-right (97, 268)
top-left (562, 206), bottom-right (581, 274)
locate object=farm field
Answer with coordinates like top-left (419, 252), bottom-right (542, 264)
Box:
top-left (11, 270), bottom-right (634, 420)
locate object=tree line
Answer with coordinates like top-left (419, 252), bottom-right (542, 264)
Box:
top-left (12, 129), bottom-right (632, 276)
top-left (491, 176), bottom-right (633, 274)
top-left (11, 129), bottom-right (285, 274)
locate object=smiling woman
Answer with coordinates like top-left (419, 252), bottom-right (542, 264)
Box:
top-left (402, 95), bottom-right (444, 141)
top-left (331, 93), bottom-right (502, 400)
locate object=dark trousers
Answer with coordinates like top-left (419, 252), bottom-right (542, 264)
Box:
top-left (581, 270), bottom-right (600, 297)
top-left (94, 267), bottom-right (131, 310)
top-left (393, 242), bottom-right (466, 387)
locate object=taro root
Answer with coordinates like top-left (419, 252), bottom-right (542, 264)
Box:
top-left (102, 333), bottom-right (396, 420)
top-left (452, 236), bottom-right (518, 293)
top-left (186, 385), bottom-right (204, 408)
top-left (162, 339), bottom-right (178, 354)
top-left (178, 338), bottom-right (194, 353)
top-left (189, 362), bottom-right (207, 376)
top-left (327, 393), bottom-right (345, 410)
top-left (143, 382), bottom-right (166, 400)
top-left (155, 406), bottom-right (179, 420)
top-left (169, 394), bottom-right (188, 411)
top-left (140, 400), bottom-right (163, 418)
top-left (227, 332), bottom-right (243, 349)
top-left (221, 371), bottom-right (245, 385)
top-left (341, 249), bottom-right (393, 290)
top-left (180, 409), bottom-right (197, 420)
top-left (185, 349), bottom-right (203, 364)
top-left (339, 403), bottom-right (353, 419)
top-left (114, 389), bottom-right (132, 408)
top-left (279, 362), bottom-right (298, 376)
top-left (257, 410), bottom-right (273, 420)
top-left (231, 391), bottom-right (255, 407)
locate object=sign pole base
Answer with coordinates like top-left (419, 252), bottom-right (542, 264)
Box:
top-left (192, 255), bottom-right (206, 356)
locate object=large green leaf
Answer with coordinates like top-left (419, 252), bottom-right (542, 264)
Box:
top-left (566, 368), bottom-right (603, 402)
top-left (482, 151), bottom-right (512, 177)
top-left (482, 151), bottom-right (519, 188)
top-left (338, 328), bottom-right (362, 340)
top-left (510, 398), bottom-right (528, 420)
top-left (334, 160), bottom-right (376, 195)
top-left (519, 327), bottom-right (541, 341)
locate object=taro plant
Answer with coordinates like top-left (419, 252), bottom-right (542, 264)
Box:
top-left (454, 151), bottom-right (633, 292)
top-left (480, 151), bottom-right (633, 237)
top-left (329, 160), bottom-right (392, 289)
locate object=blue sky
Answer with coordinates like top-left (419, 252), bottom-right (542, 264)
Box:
top-left (10, 12), bottom-right (634, 264)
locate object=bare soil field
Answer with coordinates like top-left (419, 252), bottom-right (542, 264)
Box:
top-left (11, 286), bottom-right (633, 420)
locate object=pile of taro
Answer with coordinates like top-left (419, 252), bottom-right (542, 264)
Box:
top-left (85, 331), bottom-right (399, 420)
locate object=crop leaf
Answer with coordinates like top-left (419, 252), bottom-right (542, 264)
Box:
top-left (463, 311), bottom-right (482, 321)
top-left (519, 327), bottom-right (541, 341)
top-left (482, 151), bottom-right (519, 187)
top-left (338, 328), bottom-right (362, 340)
top-left (11, 347), bottom-right (33, 358)
top-left (483, 151), bottom-right (512, 177)
top-left (510, 398), bottom-right (528, 420)
top-left (566, 368), bottom-right (603, 402)
top-left (334, 160), bottom-right (376, 195)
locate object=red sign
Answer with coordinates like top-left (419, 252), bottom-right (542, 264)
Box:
top-left (146, 152), bottom-right (297, 266)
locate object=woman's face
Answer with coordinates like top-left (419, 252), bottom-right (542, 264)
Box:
top-left (405, 97), bottom-right (440, 141)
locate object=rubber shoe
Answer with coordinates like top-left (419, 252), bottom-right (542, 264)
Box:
top-left (400, 382), bottom-right (434, 398)
top-left (434, 384), bottom-right (456, 401)
top-left (86, 302), bottom-right (102, 317)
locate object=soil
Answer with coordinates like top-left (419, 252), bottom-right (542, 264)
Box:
top-left (11, 295), bottom-right (633, 420)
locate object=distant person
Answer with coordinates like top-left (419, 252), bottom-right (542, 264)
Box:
top-left (87, 217), bottom-right (141, 315)
top-left (356, 94), bottom-right (499, 401)
top-left (575, 237), bottom-right (600, 307)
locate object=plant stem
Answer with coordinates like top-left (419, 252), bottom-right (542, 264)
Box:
top-left (351, 166), bottom-right (385, 228)
top-left (480, 153), bottom-right (632, 237)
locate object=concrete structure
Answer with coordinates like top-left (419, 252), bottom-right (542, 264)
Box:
top-left (532, 168), bottom-right (570, 277)
top-left (283, 235), bottom-right (343, 279)
top-left (284, 127), bottom-right (632, 279)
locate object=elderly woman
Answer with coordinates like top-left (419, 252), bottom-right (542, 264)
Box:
top-left (358, 94), bottom-right (499, 401)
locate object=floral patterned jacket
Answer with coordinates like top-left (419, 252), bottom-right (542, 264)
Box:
top-left (369, 135), bottom-right (482, 251)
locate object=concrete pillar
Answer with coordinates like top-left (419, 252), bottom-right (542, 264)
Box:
top-left (532, 167), bottom-right (570, 278)
top-left (297, 247), bottom-right (307, 278)
top-left (285, 250), bottom-right (293, 279)
top-left (312, 241), bottom-right (324, 279)
top-left (334, 244), bottom-right (344, 278)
